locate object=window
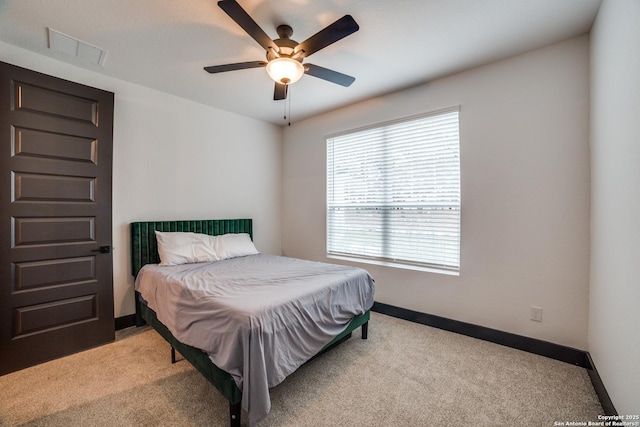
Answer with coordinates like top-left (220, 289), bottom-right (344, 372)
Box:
top-left (326, 107), bottom-right (461, 272)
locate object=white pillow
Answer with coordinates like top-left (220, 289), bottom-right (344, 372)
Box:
top-left (214, 233), bottom-right (259, 260)
top-left (154, 231), bottom-right (219, 266)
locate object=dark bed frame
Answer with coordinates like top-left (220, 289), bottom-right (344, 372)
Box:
top-left (131, 219), bottom-right (370, 426)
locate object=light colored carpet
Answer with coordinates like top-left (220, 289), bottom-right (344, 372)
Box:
top-left (0, 312), bottom-right (602, 426)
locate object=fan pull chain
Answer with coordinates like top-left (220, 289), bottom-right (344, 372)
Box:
top-left (283, 86), bottom-right (292, 126)
top-left (287, 87), bottom-right (291, 126)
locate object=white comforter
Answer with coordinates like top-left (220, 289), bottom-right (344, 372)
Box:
top-left (135, 254), bottom-right (375, 425)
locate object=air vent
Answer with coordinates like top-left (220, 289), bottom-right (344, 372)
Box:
top-left (48, 28), bottom-right (107, 66)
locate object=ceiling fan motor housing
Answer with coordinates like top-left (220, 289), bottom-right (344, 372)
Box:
top-left (267, 25), bottom-right (301, 62)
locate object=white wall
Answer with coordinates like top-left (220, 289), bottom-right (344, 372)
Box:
top-left (283, 36), bottom-right (591, 349)
top-left (0, 41), bottom-right (283, 318)
top-left (589, 0), bottom-right (640, 414)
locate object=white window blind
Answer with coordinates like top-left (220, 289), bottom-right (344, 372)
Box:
top-left (326, 108), bottom-right (460, 271)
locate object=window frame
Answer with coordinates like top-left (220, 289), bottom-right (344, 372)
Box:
top-left (326, 106), bottom-right (461, 274)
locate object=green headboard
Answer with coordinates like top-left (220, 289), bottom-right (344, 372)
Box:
top-left (130, 219), bottom-right (253, 277)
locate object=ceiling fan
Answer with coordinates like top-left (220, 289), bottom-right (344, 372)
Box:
top-left (204, 0), bottom-right (359, 101)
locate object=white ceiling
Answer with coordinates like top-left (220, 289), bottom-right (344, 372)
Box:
top-left (0, 0), bottom-right (602, 125)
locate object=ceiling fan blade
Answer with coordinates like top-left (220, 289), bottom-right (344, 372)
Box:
top-left (218, 0), bottom-right (279, 53)
top-left (304, 63), bottom-right (355, 87)
top-left (273, 83), bottom-right (288, 100)
top-left (294, 15), bottom-right (359, 58)
top-left (204, 61), bottom-right (267, 73)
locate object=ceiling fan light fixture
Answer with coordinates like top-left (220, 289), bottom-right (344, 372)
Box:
top-left (266, 57), bottom-right (304, 85)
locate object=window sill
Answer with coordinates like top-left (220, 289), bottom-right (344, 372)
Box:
top-left (327, 255), bottom-right (460, 276)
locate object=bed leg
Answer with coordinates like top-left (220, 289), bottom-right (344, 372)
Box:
top-left (229, 402), bottom-right (241, 427)
top-left (361, 321), bottom-right (369, 339)
top-left (171, 347), bottom-right (177, 364)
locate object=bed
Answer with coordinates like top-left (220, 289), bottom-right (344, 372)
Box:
top-left (131, 219), bottom-right (374, 426)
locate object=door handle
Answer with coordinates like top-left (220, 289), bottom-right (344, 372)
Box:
top-left (92, 246), bottom-right (111, 254)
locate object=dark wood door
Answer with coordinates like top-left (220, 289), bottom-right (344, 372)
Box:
top-left (0, 61), bottom-right (114, 375)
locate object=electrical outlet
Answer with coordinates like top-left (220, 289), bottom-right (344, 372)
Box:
top-left (530, 306), bottom-right (543, 322)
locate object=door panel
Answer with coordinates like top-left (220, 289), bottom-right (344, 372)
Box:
top-left (13, 217), bottom-right (96, 246)
top-left (13, 256), bottom-right (96, 290)
top-left (0, 61), bottom-right (114, 375)
top-left (13, 127), bottom-right (97, 163)
top-left (13, 80), bottom-right (98, 124)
